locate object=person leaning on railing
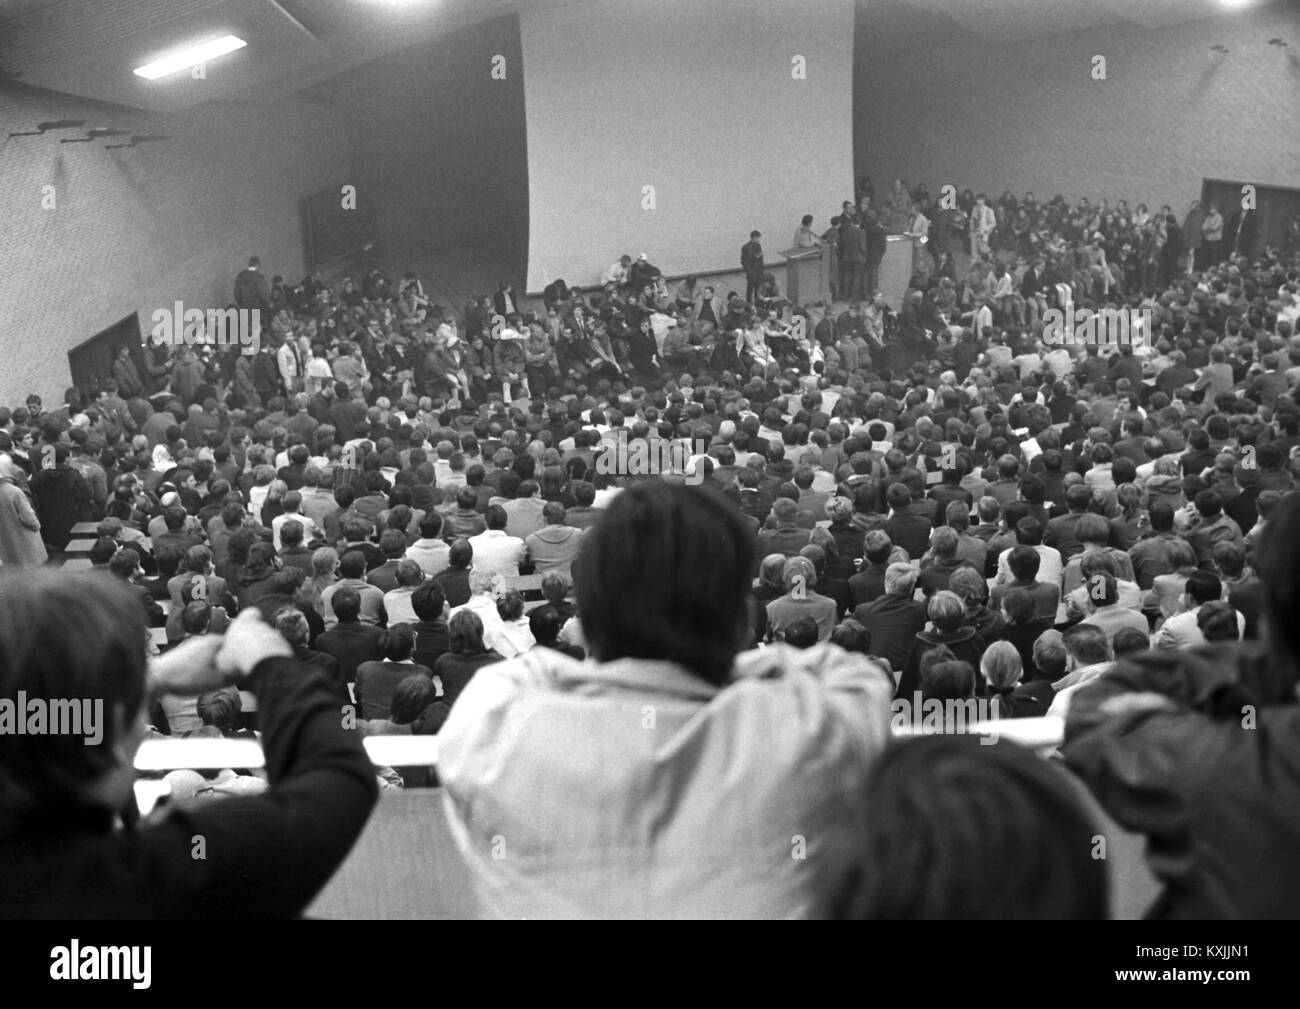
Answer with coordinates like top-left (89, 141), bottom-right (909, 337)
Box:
top-left (0, 572), bottom-right (378, 919)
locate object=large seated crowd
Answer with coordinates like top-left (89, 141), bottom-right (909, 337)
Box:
top-left (2, 175), bottom-right (1300, 919)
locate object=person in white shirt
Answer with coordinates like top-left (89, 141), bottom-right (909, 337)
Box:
top-left (302, 344), bottom-right (334, 397)
top-left (271, 491), bottom-right (318, 550)
top-left (466, 505), bottom-right (527, 578)
top-left (485, 590), bottom-right (535, 659)
top-left (601, 255), bottom-right (631, 290)
top-left (449, 568), bottom-right (508, 648)
top-left (792, 214), bottom-right (821, 249)
top-left (1154, 572), bottom-right (1244, 651)
top-left (1045, 624), bottom-right (1114, 720)
top-left (968, 194), bottom-right (996, 258)
top-left (967, 298), bottom-right (995, 338)
top-left (406, 514), bottom-right (452, 576)
top-left (382, 560), bottom-right (426, 625)
top-left (996, 529), bottom-right (1064, 591)
top-left (275, 334), bottom-right (301, 396)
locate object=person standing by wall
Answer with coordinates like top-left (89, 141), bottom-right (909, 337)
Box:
top-left (741, 230), bottom-right (765, 305)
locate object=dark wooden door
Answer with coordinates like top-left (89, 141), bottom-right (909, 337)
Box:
top-left (67, 313), bottom-right (141, 395)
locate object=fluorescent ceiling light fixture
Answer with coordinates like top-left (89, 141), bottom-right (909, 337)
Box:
top-left (134, 35), bottom-right (246, 80)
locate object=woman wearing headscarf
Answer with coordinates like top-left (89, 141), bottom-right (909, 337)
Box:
top-left (0, 458), bottom-right (47, 568)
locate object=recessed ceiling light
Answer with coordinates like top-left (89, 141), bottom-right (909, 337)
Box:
top-left (134, 35), bottom-right (246, 80)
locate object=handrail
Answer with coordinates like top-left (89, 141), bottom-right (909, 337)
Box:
top-left (133, 718), bottom-right (1061, 773)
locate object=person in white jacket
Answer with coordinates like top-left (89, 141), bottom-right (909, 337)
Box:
top-left (968, 194), bottom-right (996, 259)
top-left (437, 481), bottom-right (893, 919)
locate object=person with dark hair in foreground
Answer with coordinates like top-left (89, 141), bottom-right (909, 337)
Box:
top-left (437, 481), bottom-right (893, 918)
top-left (1064, 492), bottom-right (1300, 919)
top-left (0, 573), bottom-right (377, 918)
top-left (835, 733), bottom-right (1108, 920)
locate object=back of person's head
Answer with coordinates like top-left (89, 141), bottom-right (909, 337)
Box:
top-left (1063, 623), bottom-right (1110, 667)
top-left (180, 599), bottom-right (212, 636)
top-left (981, 640), bottom-right (1023, 693)
top-left (921, 659), bottom-right (975, 701)
top-left (273, 607), bottom-right (310, 647)
top-left (830, 618), bottom-right (872, 654)
top-left (390, 673), bottom-right (436, 725)
top-left (448, 539), bottom-right (473, 569)
top-left (1185, 570), bottom-right (1222, 607)
top-left (1111, 626), bottom-right (1149, 658)
top-left (886, 482), bottom-right (911, 512)
top-left (1002, 587), bottom-right (1037, 625)
top-left (864, 530), bottom-right (893, 564)
top-left (197, 687), bottom-right (242, 732)
top-left (380, 529), bottom-right (407, 560)
top-left (331, 586), bottom-right (362, 623)
top-left (340, 550), bottom-right (368, 581)
top-left (947, 566), bottom-right (987, 606)
top-left (927, 590), bottom-right (965, 633)
top-left (1032, 630), bottom-right (1068, 681)
top-left (419, 512), bottom-right (444, 539)
top-left (1148, 500), bottom-right (1174, 533)
top-left (884, 562), bottom-right (918, 597)
top-left (572, 483), bottom-right (754, 687)
top-left (528, 605), bottom-right (563, 645)
top-left (782, 555), bottom-right (817, 593)
top-left (381, 624), bottom-right (416, 662)
top-left (496, 590), bottom-right (526, 622)
top-left (108, 548), bottom-right (141, 581)
top-left (1014, 517), bottom-right (1043, 546)
top-left (930, 526), bottom-right (958, 559)
top-left (1086, 572), bottom-right (1119, 608)
top-left (411, 580), bottom-right (447, 622)
top-left (448, 609), bottom-right (486, 655)
top-left (1196, 600), bottom-right (1240, 642)
top-left (485, 504), bottom-right (508, 531)
top-left (782, 615), bottom-right (820, 649)
top-left (89, 537), bottom-right (118, 565)
top-left (1007, 545), bottom-right (1041, 582)
top-left (836, 734), bottom-right (1108, 919)
top-left (1076, 513), bottom-right (1109, 546)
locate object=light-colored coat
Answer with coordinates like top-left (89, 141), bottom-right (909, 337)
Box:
top-left (437, 643), bottom-right (892, 919)
top-left (0, 475), bottom-right (47, 568)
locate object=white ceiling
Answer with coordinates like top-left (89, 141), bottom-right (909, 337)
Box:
top-left (0, 0), bottom-right (1288, 111)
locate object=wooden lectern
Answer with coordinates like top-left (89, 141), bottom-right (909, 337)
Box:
top-left (779, 245), bottom-right (832, 306)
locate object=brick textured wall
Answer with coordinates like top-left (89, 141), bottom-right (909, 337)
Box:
top-left (0, 88), bottom-right (352, 405)
top-left (854, 0), bottom-right (1300, 213)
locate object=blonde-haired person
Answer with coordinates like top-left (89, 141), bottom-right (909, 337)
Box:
top-left (300, 546), bottom-right (339, 619)
top-left (980, 640), bottom-right (1023, 719)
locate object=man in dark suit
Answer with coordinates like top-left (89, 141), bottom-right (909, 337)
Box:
top-left (839, 218), bottom-right (868, 302)
top-left (274, 606), bottom-right (345, 704)
top-left (409, 581), bottom-right (452, 671)
top-left (848, 529), bottom-right (894, 606)
top-left (741, 231), bottom-right (765, 304)
top-left (883, 483), bottom-right (931, 562)
top-left (432, 539), bottom-right (474, 608)
top-left (854, 563), bottom-right (926, 676)
top-left (233, 255), bottom-right (271, 312)
top-left (314, 587), bottom-right (386, 689)
top-left (328, 381), bottom-right (367, 445)
top-left (1046, 483), bottom-right (1092, 562)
